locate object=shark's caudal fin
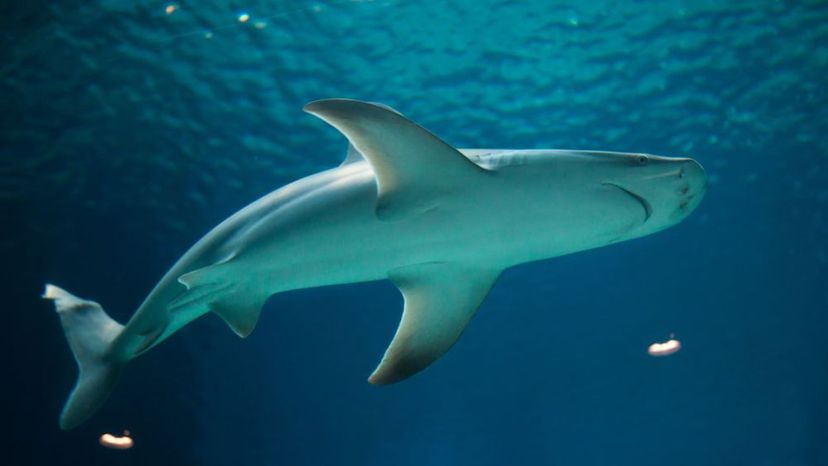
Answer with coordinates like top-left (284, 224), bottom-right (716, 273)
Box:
top-left (43, 284), bottom-right (125, 430)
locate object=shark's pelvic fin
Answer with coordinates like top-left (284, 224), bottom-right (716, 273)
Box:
top-left (369, 262), bottom-right (501, 385)
top-left (43, 284), bottom-right (125, 429)
top-left (304, 99), bottom-right (491, 221)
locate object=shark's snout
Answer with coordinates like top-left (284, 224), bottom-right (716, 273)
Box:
top-left (606, 155), bottom-right (707, 238)
top-left (674, 159), bottom-right (706, 220)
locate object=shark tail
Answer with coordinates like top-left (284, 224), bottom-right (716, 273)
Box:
top-left (43, 284), bottom-right (125, 430)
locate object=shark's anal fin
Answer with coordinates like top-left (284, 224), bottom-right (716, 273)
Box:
top-left (369, 263), bottom-right (501, 385)
top-left (211, 295), bottom-right (263, 338)
top-left (172, 263), bottom-right (263, 338)
top-left (304, 99), bottom-right (491, 221)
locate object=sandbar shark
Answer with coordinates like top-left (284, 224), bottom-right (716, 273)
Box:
top-left (44, 99), bottom-right (706, 429)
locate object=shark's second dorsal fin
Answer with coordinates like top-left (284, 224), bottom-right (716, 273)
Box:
top-left (305, 99), bottom-right (490, 221)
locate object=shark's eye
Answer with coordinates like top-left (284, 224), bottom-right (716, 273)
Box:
top-left (637, 155), bottom-right (649, 165)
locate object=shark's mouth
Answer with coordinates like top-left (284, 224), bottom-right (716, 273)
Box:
top-left (604, 183), bottom-right (652, 223)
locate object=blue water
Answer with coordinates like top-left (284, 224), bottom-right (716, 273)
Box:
top-left (4, 1), bottom-right (828, 465)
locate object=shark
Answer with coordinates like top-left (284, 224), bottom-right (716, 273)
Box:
top-left (45, 99), bottom-right (706, 429)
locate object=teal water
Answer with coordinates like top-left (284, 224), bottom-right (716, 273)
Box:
top-left (3, 1), bottom-right (827, 465)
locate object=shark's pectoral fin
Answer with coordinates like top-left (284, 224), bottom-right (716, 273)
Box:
top-left (304, 99), bottom-right (491, 221)
top-left (369, 262), bottom-right (501, 385)
top-left (172, 262), bottom-right (264, 338)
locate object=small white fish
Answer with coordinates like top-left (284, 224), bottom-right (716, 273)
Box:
top-left (648, 338), bottom-right (682, 357)
top-left (99, 431), bottom-right (133, 450)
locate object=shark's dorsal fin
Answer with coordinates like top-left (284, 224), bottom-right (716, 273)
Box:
top-left (368, 262), bottom-right (501, 384)
top-left (368, 101), bottom-right (404, 116)
top-left (341, 143), bottom-right (364, 166)
top-left (305, 99), bottom-right (490, 221)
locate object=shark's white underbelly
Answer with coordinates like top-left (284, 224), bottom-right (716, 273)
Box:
top-left (228, 176), bottom-right (490, 293)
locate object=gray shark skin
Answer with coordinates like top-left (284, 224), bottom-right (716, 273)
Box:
top-left (44, 99), bottom-right (706, 429)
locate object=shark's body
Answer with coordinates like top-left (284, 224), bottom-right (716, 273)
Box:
top-left (45, 99), bottom-right (706, 429)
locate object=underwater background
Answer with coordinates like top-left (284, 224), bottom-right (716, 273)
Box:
top-left (4, 0), bottom-right (828, 465)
